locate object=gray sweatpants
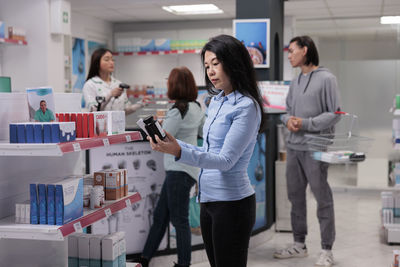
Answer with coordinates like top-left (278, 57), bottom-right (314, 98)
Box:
top-left (286, 148), bottom-right (335, 250)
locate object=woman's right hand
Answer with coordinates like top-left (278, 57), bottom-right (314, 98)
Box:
top-left (111, 87), bottom-right (124, 98)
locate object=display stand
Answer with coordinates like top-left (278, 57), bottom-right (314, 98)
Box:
top-left (0, 131), bottom-right (143, 266)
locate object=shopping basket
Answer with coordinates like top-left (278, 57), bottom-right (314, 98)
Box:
top-left (305, 112), bottom-right (372, 164)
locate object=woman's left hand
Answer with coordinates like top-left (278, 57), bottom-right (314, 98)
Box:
top-left (147, 131), bottom-right (181, 158)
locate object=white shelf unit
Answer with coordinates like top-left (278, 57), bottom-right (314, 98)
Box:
top-left (0, 192), bottom-right (141, 241)
top-left (0, 131), bottom-right (142, 156)
top-left (0, 131), bottom-right (143, 266)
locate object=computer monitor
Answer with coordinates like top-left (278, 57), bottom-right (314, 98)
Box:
top-left (0, 77), bottom-right (11, 92)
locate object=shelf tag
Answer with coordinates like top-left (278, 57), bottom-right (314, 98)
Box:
top-left (105, 208), bottom-right (112, 218)
top-left (125, 199), bottom-right (131, 208)
top-left (73, 222), bottom-right (83, 233)
top-left (72, 143), bottom-right (81, 152)
top-left (103, 138), bottom-right (110, 147)
top-left (125, 135), bottom-right (132, 142)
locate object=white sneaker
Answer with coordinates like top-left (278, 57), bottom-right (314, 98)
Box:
top-left (315, 250), bottom-right (334, 267)
top-left (273, 243), bottom-right (308, 259)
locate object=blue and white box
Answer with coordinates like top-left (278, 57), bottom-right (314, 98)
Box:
top-left (25, 124), bottom-right (34, 143)
top-left (33, 124), bottom-right (43, 143)
top-left (29, 183), bottom-right (39, 224)
top-left (140, 39), bottom-right (155, 52)
top-left (55, 177), bottom-right (83, 225)
top-left (155, 38), bottom-right (171, 51)
top-left (102, 233), bottom-right (120, 267)
top-left (68, 234), bottom-right (80, 267)
top-left (116, 232), bottom-right (126, 267)
top-left (47, 184), bottom-right (55, 225)
top-left (43, 124), bottom-right (52, 143)
top-left (78, 234), bottom-right (90, 267)
top-left (38, 184), bottom-right (47, 224)
top-left (50, 123), bottom-right (60, 143)
top-left (17, 124), bottom-right (26, 143)
top-left (59, 121), bottom-right (76, 142)
top-left (9, 124), bottom-right (17, 143)
top-left (89, 234), bottom-right (104, 267)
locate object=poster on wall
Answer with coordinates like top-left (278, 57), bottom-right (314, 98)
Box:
top-left (89, 142), bottom-right (168, 254)
top-left (233, 19), bottom-right (270, 68)
top-left (247, 133), bottom-right (267, 230)
top-left (26, 87), bottom-right (55, 122)
top-left (72, 38), bottom-right (86, 108)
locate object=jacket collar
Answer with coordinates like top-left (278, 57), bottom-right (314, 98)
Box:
top-left (214, 90), bottom-right (244, 105)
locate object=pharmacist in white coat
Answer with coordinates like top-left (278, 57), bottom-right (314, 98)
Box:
top-left (83, 48), bottom-right (146, 113)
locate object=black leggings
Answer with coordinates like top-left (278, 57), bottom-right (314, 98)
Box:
top-left (200, 194), bottom-right (256, 267)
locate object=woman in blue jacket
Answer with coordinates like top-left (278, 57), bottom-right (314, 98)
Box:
top-left (147, 34), bottom-right (266, 267)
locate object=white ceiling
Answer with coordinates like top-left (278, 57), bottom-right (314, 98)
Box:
top-left (69, 0), bottom-right (400, 39)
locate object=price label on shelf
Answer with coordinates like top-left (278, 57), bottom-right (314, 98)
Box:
top-left (73, 222), bottom-right (83, 233)
top-left (105, 208), bottom-right (112, 218)
top-left (103, 138), bottom-right (110, 147)
top-left (125, 199), bottom-right (131, 208)
top-left (125, 135), bottom-right (132, 142)
top-left (73, 143), bottom-right (81, 152)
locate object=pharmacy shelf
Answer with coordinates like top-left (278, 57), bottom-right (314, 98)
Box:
top-left (113, 49), bottom-right (201, 56)
top-left (0, 131), bottom-right (143, 156)
top-left (0, 37), bottom-right (27, 45)
top-left (0, 192), bottom-right (141, 241)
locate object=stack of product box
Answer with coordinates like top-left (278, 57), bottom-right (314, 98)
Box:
top-left (381, 191), bottom-right (400, 225)
top-left (56, 111), bottom-right (125, 138)
top-left (9, 122), bottom-right (76, 143)
top-left (93, 169), bottom-right (128, 201)
top-left (29, 177), bottom-right (83, 225)
top-left (68, 232), bottom-right (126, 267)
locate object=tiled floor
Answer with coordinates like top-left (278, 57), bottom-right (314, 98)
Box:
top-left (190, 164), bottom-right (399, 267)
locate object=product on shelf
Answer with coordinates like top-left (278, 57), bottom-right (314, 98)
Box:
top-left (56, 111), bottom-right (125, 138)
top-left (68, 232), bottom-right (126, 267)
top-left (78, 234), bottom-right (90, 267)
top-left (29, 184), bottom-right (39, 224)
top-left (9, 122), bottom-right (76, 144)
top-left (89, 234), bottom-right (104, 267)
top-left (54, 177), bottom-right (84, 225)
top-left (68, 234), bottom-right (80, 267)
top-left (102, 233), bottom-right (122, 267)
top-left (15, 201), bottom-right (29, 224)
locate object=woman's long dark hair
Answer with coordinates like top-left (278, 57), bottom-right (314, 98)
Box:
top-left (86, 48), bottom-right (113, 81)
top-left (201, 34), bottom-right (266, 132)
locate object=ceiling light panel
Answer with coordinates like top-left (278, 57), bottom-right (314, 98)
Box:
top-left (162, 4), bottom-right (223, 15)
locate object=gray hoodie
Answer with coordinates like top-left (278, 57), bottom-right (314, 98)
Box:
top-left (281, 67), bottom-right (341, 151)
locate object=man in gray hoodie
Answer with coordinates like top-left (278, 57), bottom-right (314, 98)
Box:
top-left (273, 36), bottom-right (341, 267)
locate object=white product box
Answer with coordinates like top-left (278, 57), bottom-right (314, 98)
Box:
top-left (55, 177), bottom-right (83, 225)
top-left (93, 111), bottom-right (125, 136)
top-left (115, 232), bottom-right (126, 267)
top-left (68, 234), bottom-right (80, 267)
top-left (109, 111), bottom-right (125, 134)
top-left (89, 234), bottom-right (104, 267)
top-left (93, 111), bottom-right (109, 137)
top-left (102, 233), bottom-right (120, 267)
top-left (78, 234), bottom-right (90, 267)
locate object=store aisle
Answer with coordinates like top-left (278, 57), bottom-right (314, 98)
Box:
top-left (192, 189), bottom-right (397, 267)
